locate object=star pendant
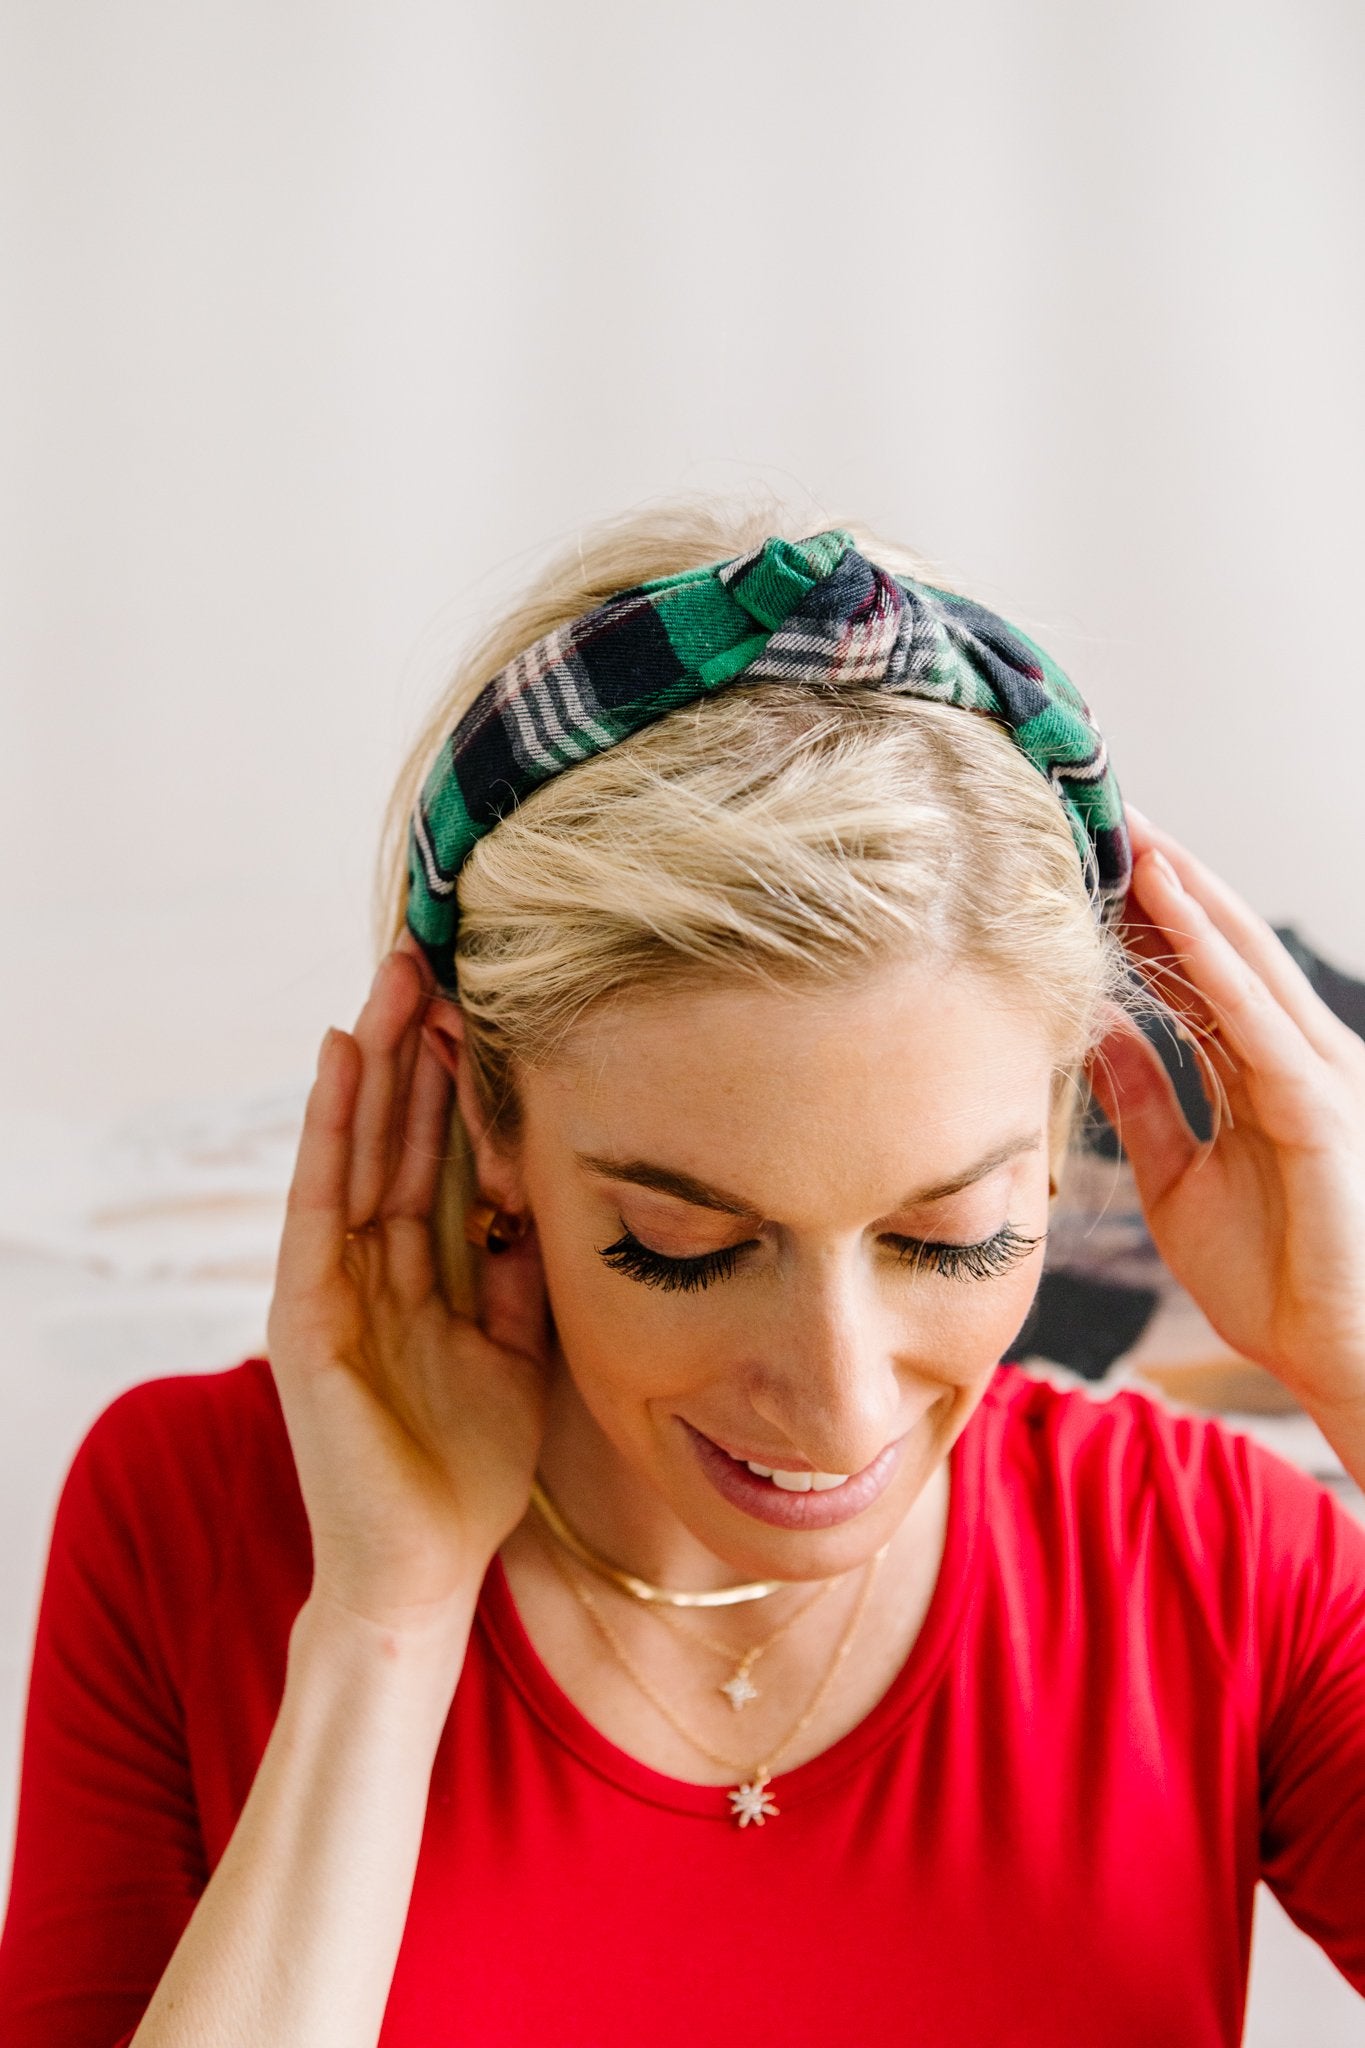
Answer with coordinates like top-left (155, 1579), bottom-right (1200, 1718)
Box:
top-left (720, 1669), bottom-right (760, 1711)
top-left (728, 1773), bottom-right (780, 1828)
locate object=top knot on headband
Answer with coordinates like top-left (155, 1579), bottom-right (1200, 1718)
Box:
top-left (406, 529), bottom-right (1131, 994)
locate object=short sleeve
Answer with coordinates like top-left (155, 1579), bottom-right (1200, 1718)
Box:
top-left (0, 1385), bottom-right (210, 2046)
top-left (1248, 1437), bottom-right (1365, 1993)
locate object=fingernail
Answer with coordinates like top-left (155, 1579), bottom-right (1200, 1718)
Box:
top-left (1150, 850), bottom-right (1182, 890)
top-left (317, 1028), bottom-right (335, 1074)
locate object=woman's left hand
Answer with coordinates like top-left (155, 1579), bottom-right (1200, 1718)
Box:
top-left (1084, 807), bottom-right (1365, 1417)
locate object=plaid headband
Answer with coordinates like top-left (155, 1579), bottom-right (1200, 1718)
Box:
top-left (405, 529), bottom-right (1131, 994)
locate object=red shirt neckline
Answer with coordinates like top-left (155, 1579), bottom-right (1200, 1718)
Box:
top-left (476, 1369), bottom-right (1001, 1818)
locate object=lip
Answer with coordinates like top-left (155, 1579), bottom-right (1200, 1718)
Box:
top-left (681, 1420), bottom-right (909, 1530)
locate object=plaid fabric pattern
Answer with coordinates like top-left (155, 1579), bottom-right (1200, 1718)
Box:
top-left (406, 531), bottom-right (1131, 993)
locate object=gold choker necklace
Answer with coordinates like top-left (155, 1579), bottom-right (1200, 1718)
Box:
top-left (528, 1477), bottom-right (795, 1608)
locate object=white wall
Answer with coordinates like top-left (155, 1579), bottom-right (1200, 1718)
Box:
top-left (3, 9), bottom-right (1365, 2037)
top-left (4, 0), bottom-right (1363, 1133)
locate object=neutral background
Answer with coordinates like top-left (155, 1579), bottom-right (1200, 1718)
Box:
top-left (3, 1), bottom-right (1364, 2040)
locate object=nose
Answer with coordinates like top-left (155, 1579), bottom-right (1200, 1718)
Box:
top-left (743, 1256), bottom-right (907, 1475)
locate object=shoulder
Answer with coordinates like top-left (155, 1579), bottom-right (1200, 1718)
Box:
top-left (56, 1354), bottom-right (302, 1573)
top-left (35, 1357), bottom-right (305, 1717)
top-left (988, 1359), bottom-right (1353, 1534)
top-left (982, 1364), bottom-right (1365, 1675)
top-left (69, 1352), bottom-right (290, 1490)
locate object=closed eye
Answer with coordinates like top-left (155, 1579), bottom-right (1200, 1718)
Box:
top-left (596, 1232), bottom-right (747, 1293)
top-left (595, 1222), bottom-right (1045, 1294)
top-left (886, 1224), bottom-right (1045, 1281)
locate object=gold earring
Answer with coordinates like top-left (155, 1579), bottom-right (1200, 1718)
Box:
top-left (464, 1197), bottom-right (530, 1254)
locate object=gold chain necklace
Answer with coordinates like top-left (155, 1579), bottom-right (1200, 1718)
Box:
top-left (537, 1523), bottom-right (889, 1828)
top-left (530, 1474), bottom-right (842, 1710)
top-left (528, 1478), bottom-right (790, 1606)
top-left (645, 1575), bottom-right (841, 1711)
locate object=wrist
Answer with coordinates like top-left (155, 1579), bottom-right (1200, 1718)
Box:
top-left (292, 1584), bottom-right (481, 1710)
top-left (1297, 1370), bottom-right (1365, 1499)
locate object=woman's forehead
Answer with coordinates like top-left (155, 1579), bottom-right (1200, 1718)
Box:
top-left (522, 962), bottom-right (1057, 1217)
top-left (544, 959), bottom-right (1052, 1083)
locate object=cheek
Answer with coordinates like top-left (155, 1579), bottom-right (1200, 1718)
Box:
top-left (562, 1299), bottom-right (706, 1403)
top-left (975, 1268), bottom-right (1046, 1366)
top-left (535, 1213), bottom-right (717, 1405)
top-left (973, 1253), bottom-right (1045, 1325)
top-left (880, 1255), bottom-right (1046, 1389)
top-left (907, 1295), bottom-right (1031, 1374)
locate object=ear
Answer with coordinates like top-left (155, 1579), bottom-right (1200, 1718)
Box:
top-left (411, 969), bottom-right (530, 1213)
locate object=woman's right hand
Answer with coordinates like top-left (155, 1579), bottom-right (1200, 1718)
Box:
top-left (265, 942), bottom-right (553, 1643)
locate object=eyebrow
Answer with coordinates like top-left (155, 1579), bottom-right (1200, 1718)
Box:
top-left (573, 1131), bottom-right (1042, 1219)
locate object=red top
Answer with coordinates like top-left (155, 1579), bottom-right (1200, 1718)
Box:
top-left (1, 1356), bottom-right (1363, 2047)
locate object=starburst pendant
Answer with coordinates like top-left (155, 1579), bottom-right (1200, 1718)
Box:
top-left (729, 1772), bottom-right (780, 1828)
top-left (720, 1669), bottom-right (760, 1711)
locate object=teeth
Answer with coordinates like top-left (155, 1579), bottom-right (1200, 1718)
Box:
top-left (743, 1463), bottom-right (852, 1492)
top-left (740, 1458), bottom-right (847, 1490)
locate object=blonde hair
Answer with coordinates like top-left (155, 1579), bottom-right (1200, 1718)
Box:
top-left (375, 493), bottom-right (1165, 1317)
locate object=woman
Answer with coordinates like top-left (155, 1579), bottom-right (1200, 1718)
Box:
top-left (1, 504), bottom-right (1363, 2047)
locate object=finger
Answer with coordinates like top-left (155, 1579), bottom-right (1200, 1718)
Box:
top-left (1128, 853), bottom-right (1329, 1125)
top-left (369, 1212), bottom-right (435, 1326)
top-left (1121, 843), bottom-right (1307, 1100)
top-left (1110, 863), bottom-right (1237, 1071)
top-left (385, 927), bottom-right (439, 1197)
top-left (1119, 838), bottom-right (1254, 1047)
top-left (1086, 1011), bottom-right (1205, 1209)
top-left (393, 923), bottom-right (437, 991)
top-left (378, 1040), bottom-right (454, 1310)
top-left (276, 1030), bottom-right (363, 1304)
top-left (1124, 807), bottom-right (1342, 1058)
top-left (383, 1006), bottom-right (425, 1196)
top-left (385, 1028), bottom-right (453, 1222)
top-left (345, 951), bottom-right (426, 1228)
top-left (475, 1222), bottom-right (551, 1366)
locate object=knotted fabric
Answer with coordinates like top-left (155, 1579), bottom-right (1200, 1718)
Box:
top-left (406, 530), bottom-right (1131, 993)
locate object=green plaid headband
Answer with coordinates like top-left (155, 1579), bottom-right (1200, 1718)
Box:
top-left (405, 530), bottom-right (1131, 994)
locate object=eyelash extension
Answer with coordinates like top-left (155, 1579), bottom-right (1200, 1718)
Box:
top-left (597, 1232), bottom-right (747, 1294)
top-left (596, 1222), bottom-right (1045, 1294)
top-left (886, 1222), bottom-right (1045, 1281)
